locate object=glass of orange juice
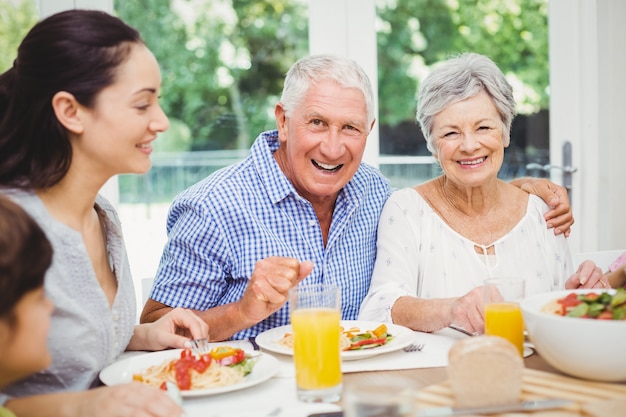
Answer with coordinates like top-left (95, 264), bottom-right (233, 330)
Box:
top-left (483, 277), bottom-right (526, 356)
top-left (289, 283), bottom-right (342, 403)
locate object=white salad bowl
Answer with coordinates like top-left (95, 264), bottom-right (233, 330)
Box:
top-left (520, 289), bottom-right (626, 382)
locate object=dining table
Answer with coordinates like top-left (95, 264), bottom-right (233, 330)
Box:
top-left (111, 326), bottom-right (625, 417)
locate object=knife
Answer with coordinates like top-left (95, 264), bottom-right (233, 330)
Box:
top-left (416, 398), bottom-right (573, 417)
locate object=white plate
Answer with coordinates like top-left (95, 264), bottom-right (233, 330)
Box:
top-left (255, 320), bottom-right (415, 361)
top-left (99, 349), bottom-right (278, 397)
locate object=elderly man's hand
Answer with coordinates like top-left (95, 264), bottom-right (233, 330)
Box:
top-left (514, 177), bottom-right (574, 237)
top-left (239, 257), bottom-right (314, 325)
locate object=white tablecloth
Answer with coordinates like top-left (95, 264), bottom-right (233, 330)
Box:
top-left (115, 328), bottom-right (470, 417)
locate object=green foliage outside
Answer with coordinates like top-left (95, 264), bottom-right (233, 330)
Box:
top-left (0, 0), bottom-right (37, 72)
top-left (376, 0), bottom-right (549, 128)
top-left (115, 0), bottom-right (309, 152)
top-left (0, 0), bottom-right (548, 155)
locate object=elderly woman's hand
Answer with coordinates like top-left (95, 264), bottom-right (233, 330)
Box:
top-left (447, 287), bottom-right (486, 335)
top-left (565, 260), bottom-right (606, 289)
top-left (512, 177), bottom-right (574, 237)
top-left (129, 307), bottom-right (209, 351)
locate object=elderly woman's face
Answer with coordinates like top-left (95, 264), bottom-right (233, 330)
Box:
top-left (431, 91), bottom-right (506, 188)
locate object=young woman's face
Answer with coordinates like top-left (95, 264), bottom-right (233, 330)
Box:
top-left (73, 43), bottom-right (169, 179)
top-left (0, 287), bottom-right (53, 388)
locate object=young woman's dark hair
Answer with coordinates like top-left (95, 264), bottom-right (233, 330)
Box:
top-left (0, 195), bottom-right (52, 325)
top-left (0, 9), bottom-right (143, 189)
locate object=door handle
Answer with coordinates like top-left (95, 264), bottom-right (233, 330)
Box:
top-left (525, 141), bottom-right (577, 202)
top-left (525, 163), bottom-right (578, 174)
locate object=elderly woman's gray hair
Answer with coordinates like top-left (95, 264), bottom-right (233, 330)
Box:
top-left (280, 54), bottom-right (376, 125)
top-left (416, 52), bottom-right (515, 155)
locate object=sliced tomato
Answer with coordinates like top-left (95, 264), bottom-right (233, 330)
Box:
top-left (214, 349), bottom-right (246, 366)
top-left (581, 292), bottom-right (600, 301)
top-left (346, 337), bottom-right (387, 350)
top-left (191, 354), bottom-right (211, 373)
top-left (558, 293), bottom-right (581, 315)
top-left (180, 348), bottom-right (194, 359)
top-left (174, 360), bottom-right (192, 390)
top-left (597, 311), bottom-right (614, 320)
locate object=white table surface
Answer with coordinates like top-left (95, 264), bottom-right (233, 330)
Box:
top-left (114, 328), bottom-right (470, 417)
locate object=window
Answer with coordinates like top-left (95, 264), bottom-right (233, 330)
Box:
top-left (1, 0), bottom-right (553, 300)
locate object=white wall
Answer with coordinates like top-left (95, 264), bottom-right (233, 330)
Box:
top-left (308, 0), bottom-right (380, 168)
top-left (549, 0), bottom-right (626, 253)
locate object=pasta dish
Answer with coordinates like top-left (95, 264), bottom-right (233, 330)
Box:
top-left (133, 346), bottom-right (257, 391)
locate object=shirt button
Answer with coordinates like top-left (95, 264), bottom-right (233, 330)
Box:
top-left (309, 220), bottom-right (316, 227)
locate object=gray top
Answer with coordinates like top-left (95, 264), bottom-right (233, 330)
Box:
top-left (0, 189), bottom-right (136, 397)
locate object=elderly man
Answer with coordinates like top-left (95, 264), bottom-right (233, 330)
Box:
top-left (141, 54), bottom-right (573, 341)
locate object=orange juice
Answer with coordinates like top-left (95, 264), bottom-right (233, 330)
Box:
top-left (484, 302), bottom-right (524, 356)
top-left (291, 307), bottom-right (342, 390)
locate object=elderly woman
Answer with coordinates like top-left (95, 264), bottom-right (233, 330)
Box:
top-left (358, 53), bottom-right (604, 334)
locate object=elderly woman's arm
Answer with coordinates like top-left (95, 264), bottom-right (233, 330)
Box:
top-left (510, 177), bottom-right (573, 237)
top-left (392, 288), bottom-right (486, 334)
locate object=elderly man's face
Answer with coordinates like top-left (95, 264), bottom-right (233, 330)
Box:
top-left (274, 80), bottom-right (372, 207)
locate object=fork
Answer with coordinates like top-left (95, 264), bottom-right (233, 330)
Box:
top-left (189, 338), bottom-right (211, 355)
top-left (403, 343), bottom-right (425, 352)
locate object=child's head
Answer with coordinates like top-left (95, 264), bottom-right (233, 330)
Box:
top-left (0, 195), bottom-right (54, 388)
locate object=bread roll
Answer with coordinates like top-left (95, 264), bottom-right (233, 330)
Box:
top-left (447, 335), bottom-right (524, 407)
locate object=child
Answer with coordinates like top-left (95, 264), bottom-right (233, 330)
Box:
top-left (607, 252), bottom-right (626, 288)
top-left (0, 196), bottom-right (53, 416)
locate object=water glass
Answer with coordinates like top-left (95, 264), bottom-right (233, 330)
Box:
top-left (289, 284), bottom-right (342, 403)
top-left (343, 377), bottom-right (416, 417)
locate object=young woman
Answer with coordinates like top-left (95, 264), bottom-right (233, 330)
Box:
top-left (0, 9), bottom-right (208, 417)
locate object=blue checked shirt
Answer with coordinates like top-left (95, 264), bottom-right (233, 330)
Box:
top-left (151, 130), bottom-right (391, 340)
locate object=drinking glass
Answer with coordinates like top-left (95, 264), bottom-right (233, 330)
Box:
top-left (289, 283), bottom-right (342, 403)
top-left (343, 377), bottom-right (416, 417)
top-left (483, 277), bottom-right (526, 356)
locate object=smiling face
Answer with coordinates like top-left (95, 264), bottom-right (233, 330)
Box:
top-left (274, 80), bottom-right (372, 208)
top-left (432, 91), bottom-right (507, 189)
top-left (72, 43), bottom-right (169, 179)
